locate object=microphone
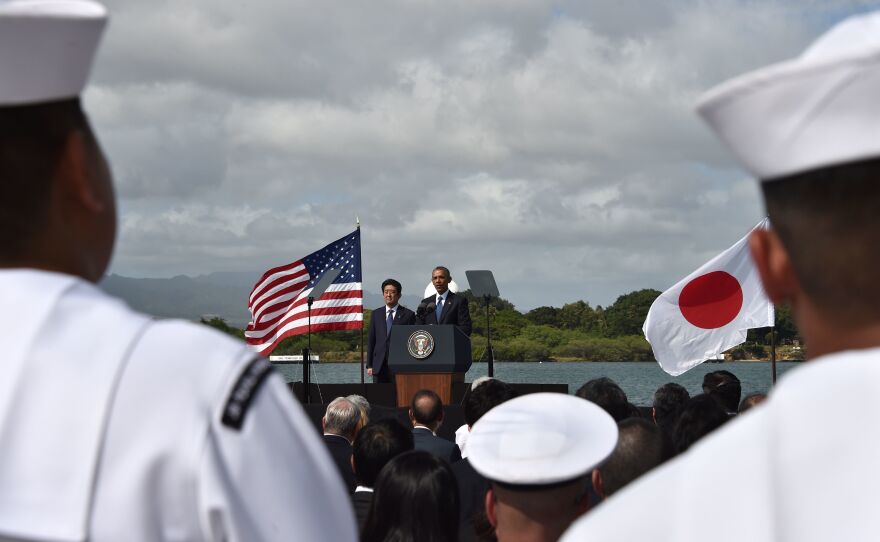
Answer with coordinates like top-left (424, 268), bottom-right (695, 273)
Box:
top-left (426, 302), bottom-right (436, 313)
top-left (417, 302), bottom-right (428, 316)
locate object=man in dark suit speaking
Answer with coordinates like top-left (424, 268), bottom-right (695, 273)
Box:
top-left (416, 266), bottom-right (472, 336)
top-left (367, 278), bottom-right (416, 383)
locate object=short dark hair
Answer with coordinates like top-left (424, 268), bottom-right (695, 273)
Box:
top-left (762, 157), bottom-right (880, 325)
top-left (673, 394), bottom-right (730, 454)
top-left (362, 451), bottom-right (459, 542)
top-left (432, 266), bottom-right (451, 279)
top-left (598, 419), bottom-right (673, 497)
top-left (0, 99), bottom-right (91, 259)
top-left (575, 377), bottom-right (630, 422)
top-left (463, 379), bottom-right (516, 426)
top-left (411, 389), bottom-right (443, 425)
top-left (353, 419), bottom-right (414, 488)
top-left (381, 278), bottom-right (402, 295)
top-left (702, 370), bottom-right (741, 413)
top-left (652, 383), bottom-right (690, 436)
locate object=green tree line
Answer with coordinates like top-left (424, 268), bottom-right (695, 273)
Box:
top-left (201, 289), bottom-right (801, 362)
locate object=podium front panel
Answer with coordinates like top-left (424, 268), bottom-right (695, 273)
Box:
top-left (387, 325), bottom-right (472, 374)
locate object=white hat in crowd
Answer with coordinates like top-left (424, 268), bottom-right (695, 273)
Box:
top-left (468, 392), bottom-right (618, 488)
top-left (697, 10), bottom-right (880, 181)
top-left (0, 0), bottom-right (107, 106)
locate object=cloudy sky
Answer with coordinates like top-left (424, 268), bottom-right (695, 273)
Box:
top-left (86, 0), bottom-right (876, 311)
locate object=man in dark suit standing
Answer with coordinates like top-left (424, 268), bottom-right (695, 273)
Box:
top-left (416, 266), bottom-right (472, 336)
top-left (409, 389), bottom-right (462, 464)
top-left (367, 278), bottom-right (416, 383)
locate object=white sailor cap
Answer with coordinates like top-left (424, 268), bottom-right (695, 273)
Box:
top-left (697, 10), bottom-right (880, 181)
top-left (0, 0), bottom-right (107, 106)
top-left (467, 393), bottom-right (618, 488)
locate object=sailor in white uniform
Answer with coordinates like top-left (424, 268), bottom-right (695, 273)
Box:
top-left (0, 2), bottom-right (357, 541)
top-left (562, 10), bottom-right (880, 542)
top-left (466, 393), bottom-right (617, 542)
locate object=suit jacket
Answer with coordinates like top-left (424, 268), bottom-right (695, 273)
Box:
top-left (352, 489), bottom-right (373, 530)
top-left (412, 427), bottom-right (462, 464)
top-left (416, 291), bottom-right (472, 336)
top-left (453, 458), bottom-right (490, 542)
top-left (367, 305), bottom-right (416, 375)
top-left (323, 434), bottom-right (356, 494)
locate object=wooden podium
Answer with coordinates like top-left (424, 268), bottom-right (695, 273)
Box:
top-left (387, 325), bottom-right (472, 407)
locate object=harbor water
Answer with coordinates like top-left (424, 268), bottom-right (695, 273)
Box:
top-left (275, 361), bottom-right (801, 406)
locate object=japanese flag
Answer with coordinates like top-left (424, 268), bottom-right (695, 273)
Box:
top-left (644, 218), bottom-right (774, 376)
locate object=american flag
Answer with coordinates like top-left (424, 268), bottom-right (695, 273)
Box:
top-left (245, 229), bottom-right (363, 355)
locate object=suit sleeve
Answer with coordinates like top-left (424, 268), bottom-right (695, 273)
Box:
top-left (457, 297), bottom-right (472, 336)
top-left (198, 373), bottom-right (357, 541)
top-left (401, 308), bottom-right (417, 325)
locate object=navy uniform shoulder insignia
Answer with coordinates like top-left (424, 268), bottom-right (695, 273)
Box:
top-left (222, 357), bottom-right (275, 430)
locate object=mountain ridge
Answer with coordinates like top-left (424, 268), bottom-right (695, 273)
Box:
top-left (99, 272), bottom-right (422, 327)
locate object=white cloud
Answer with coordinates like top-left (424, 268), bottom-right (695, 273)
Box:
top-left (88, 0), bottom-right (876, 310)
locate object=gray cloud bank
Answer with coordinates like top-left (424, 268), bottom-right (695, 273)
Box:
top-left (86, 0), bottom-right (875, 311)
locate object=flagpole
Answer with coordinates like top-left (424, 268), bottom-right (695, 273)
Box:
top-left (358, 217), bottom-right (365, 385)
top-left (770, 325), bottom-right (777, 384)
top-left (303, 299), bottom-right (312, 404)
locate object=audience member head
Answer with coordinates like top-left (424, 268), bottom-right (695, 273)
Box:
top-left (757, 158), bottom-right (880, 331)
top-left (692, 10), bottom-right (880, 353)
top-left (626, 402), bottom-right (643, 419)
top-left (361, 450), bottom-right (459, 542)
top-left (673, 394), bottom-right (730, 454)
top-left (347, 394), bottom-right (371, 419)
top-left (593, 418), bottom-right (674, 499)
top-left (352, 419), bottom-right (414, 489)
top-left (409, 389), bottom-right (444, 431)
top-left (575, 377), bottom-right (630, 422)
top-left (0, 2), bottom-right (114, 282)
top-left (702, 370), bottom-right (742, 413)
top-left (346, 393), bottom-right (371, 435)
top-left (652, 382), bottom-right (691, 436)
top-left (463, 379), bottom-right (516, 428)
top-left (471, 375), bottom-right (495, 391)
top-left (468, 393), bottom-right (617, 542)
top-left (739, 393), bottom-right (767, 413)
top-left (0, 98), bottom-right (115, 281)
top-left (322, 397), bottom-right (361, 442)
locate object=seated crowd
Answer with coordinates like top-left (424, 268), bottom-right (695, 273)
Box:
top-left (320, 370), bottom-right (762, 542)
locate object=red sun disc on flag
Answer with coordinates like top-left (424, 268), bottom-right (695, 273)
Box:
top-left (678, 271), bottom-right (743, 329)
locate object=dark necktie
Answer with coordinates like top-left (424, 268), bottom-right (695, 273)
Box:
top-left (386, 309), bottom-right (394, 336)
top-left (435, 296), bottom-right (443, 321)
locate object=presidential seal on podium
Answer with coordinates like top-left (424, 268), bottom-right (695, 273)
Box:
top-left (407, 330), bottom-right (435, 359)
